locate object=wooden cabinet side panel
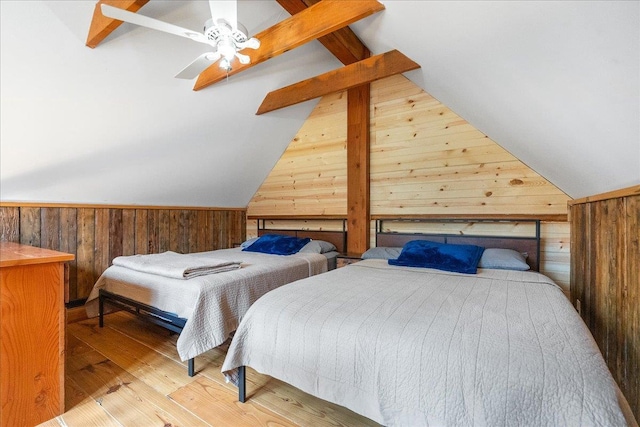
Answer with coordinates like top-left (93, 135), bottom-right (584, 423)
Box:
top-left (0, 262), bottom-right (64, 425)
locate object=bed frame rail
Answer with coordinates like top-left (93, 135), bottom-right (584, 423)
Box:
top-left (375, 218), bottom-right (542, 272)
top-left (98, 289), bottom-right (195, 376)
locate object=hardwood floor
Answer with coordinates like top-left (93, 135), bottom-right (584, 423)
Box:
top-left (40, 312), bottom-right (380, 426)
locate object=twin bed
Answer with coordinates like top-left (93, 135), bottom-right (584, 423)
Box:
top-left (85, 222), bottom-right (345, 375)
top-left (85, 217), bottom-right (630, 426)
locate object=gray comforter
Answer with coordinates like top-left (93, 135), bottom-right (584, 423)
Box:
top-left (222, 259), bottom-right (627, 426)
top-left (85, 248), bottom-right (328, 360)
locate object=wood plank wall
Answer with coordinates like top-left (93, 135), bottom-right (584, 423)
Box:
top-left (0, 204), bottom-right (246, 303)
top-left (247, 74), bottom-right (571, 291)
top-left (570, 187), bottom-right (640, 421)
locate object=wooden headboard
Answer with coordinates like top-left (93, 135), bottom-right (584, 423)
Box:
top-left (254, 218), bottom-right (347, 254)
top-left (375, 218), bottom-right (541, 272)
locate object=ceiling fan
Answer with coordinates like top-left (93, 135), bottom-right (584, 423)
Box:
top-left (100, 1), bottom-right (260, 79)
top-left (90, 0), bottom-right (386, 91)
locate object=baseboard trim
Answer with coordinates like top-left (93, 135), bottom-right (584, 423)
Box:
top-left (66, 306), bottom-right (88, 324)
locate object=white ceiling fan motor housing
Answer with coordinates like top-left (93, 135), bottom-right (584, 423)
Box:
top-left (204, 18), bottom-right (250, 47)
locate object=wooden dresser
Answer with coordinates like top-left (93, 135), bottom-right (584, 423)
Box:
top-left (0, 242), bottom-right (74, 426)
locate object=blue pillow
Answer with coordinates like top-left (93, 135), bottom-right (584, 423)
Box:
top-left (242, 234), bottom-right (311, 255)
top-left (388, 240), bottom-right (485, 274)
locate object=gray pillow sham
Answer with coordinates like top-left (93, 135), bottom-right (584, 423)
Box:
top-left (477, 248), bottom-right (530, 271)
top-left (362, 247), bottom-right (403, 260)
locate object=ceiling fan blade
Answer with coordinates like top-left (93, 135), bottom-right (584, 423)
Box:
top-left (237, 37), bottom-right (260, 51)
top-left (209, 0), bottom-right (237, 28)
top-left (194, 0), bottom-right (385, 91)
top-left (235, 52), bottom-right (250, 65)
top-left (174, 52), bottom-right (221, 79)
top-left (101, 4), bottom-right (210, 45)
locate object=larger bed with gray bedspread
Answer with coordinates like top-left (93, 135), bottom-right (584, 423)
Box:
top-left (222, 259), bottom-right (627, 426)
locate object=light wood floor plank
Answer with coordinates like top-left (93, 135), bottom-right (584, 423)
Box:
top-left (68, 320), bottom-right (193, 395)
top-left (170, 376), bottom-right (297, 427)
top-left (60, 378), bottom-right (122, 427)
top-left (67, 348), bottom-right (209, 426)
top-left (103, 312), bottom-right (378, 426)
top-left (50, 312), bottom-right (380, 426)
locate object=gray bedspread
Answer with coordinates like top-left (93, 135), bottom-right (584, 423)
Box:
top-left (85, 248), bottom-right (328, 360)
top-left (222, 259), bottom-right (627, 426)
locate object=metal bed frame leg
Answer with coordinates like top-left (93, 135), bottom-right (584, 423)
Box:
top-left (238, 366), bottom-right (246, 403)
top-left (98, 295), bottom-right (104, 328)
top-left (188, 358), bottom-right (195, 377)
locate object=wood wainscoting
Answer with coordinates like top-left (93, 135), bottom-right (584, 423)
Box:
top-left (569, 185), bottom-right (640, 421)
top-left (0, 203), bottom-right (246, 304)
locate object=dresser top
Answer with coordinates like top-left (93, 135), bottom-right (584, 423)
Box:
top-left (0, 242), bottom-right (74, 267)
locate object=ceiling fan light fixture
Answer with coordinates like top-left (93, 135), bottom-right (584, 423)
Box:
top-left (218, 40), bottom-right (237, 60)
top-left (219, 57), bottom-right (232, 72)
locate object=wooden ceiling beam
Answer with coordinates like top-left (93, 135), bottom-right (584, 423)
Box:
top-left (256, 49), bottom-right (420, 115)
top-left (193, 0), bottom-right (385, 91)
top-left (275, 0), bottom-right (370, 64)
top-left (86, 0), bottom-right (150, 48)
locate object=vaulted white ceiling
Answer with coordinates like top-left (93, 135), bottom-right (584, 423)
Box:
top-left (1, 1), bottom-right (638, 206)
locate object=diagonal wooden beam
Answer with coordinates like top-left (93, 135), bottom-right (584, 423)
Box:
top-left (276, 0), bottom-right (370, 64)
top-left (193, 0), bottom-right (385, 91)
top-left (86, 0), bottom-right (150, 48)
top-left (256, 49), bottom-right (420, 115)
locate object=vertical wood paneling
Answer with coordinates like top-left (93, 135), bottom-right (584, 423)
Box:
top-left (94, 209), bottom-right (111, 286)
top-left (41, 208), bottom-right (61, 250)
top-left (169, 210), bottom-right (180, 253)
top-left (570, 191), bottom-right (639, 421)
top-left (196, 211), bottom-right (210, 252)
top-left (0, 205), bottom-right (245, 303)
top-left (109, 209), bottom-right (124, 262)
top-left (625, 195), bottom-right (639, 416)
top-left (60, 208), bottom-right (78, 301)
top-left (0, 208), bottom-right (19, 243)
top-left (158, 210), bottom-right (170, 252)
top-left (19, 207), bottom-right (41, 247)
top-left (214, 211), bottom-right (225, 249)
top-left (570, 204), bottom-right (589, 317)
top-left (235, 210), bottom-right (246, 246)
top-left (216, 211), bottom-right (225, 249)
top-left (188, 211), bottom-right (198, 253)
top-left (148, 209), bottom-right (159, 254)
top-left (76, 209), bottom-right (96, 299)
top-left (592, 199), bottom-right (624, 375)
top-left (134, 209), bottom-right (149, 255)
top-left (122, 210), bottom-right (136, 256)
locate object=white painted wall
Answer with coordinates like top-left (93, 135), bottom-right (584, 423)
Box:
top-left (1, 1), bottom-right (638, 206)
